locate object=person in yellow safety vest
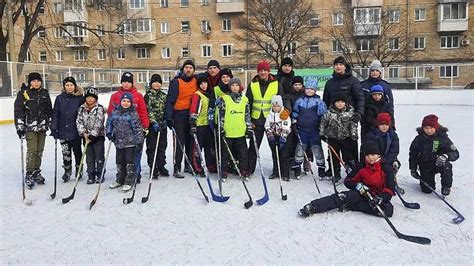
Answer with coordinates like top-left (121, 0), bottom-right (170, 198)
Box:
top-left (217, 78), bottom-right (252, 181)
top-left (213, 68), bottom-right (233, 100)
top-left (189, 77), bottom-right (217, 176)
top-left (246, 60), bottom-right (287, 175)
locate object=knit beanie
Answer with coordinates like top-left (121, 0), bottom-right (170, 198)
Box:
top-left (422, 114), bottom-right (440, 130)
top-left (271, 95), bottom-right (283, 107)
top-left (85, 86), bottom-right (99, 100)
top-left (305, 78), bottom-right (318, 91)
top-left (181, 59), bottom-right (195, 72)
top-left (220, 68), bottom-right (234, 78)
top-left (370, 85), bottom-right (384, 95)
top-left (121, 72), bottom-right (134, 84)
top-left (229, 77), bottom-right (242, 88)
top-left (149, 74), bottom-right (163, 88)
top-left (257, 60), bottom-right (271, 72)
top-left (333, 93), bottom-right (347, 104)
top-left (333, 56), bottom-right (347, 66)
top-left (377, 112), bottom-right (391, 126)
top-left (207, 59), bottom-right (220, 69)
top-left (121, 92), bottom-right (133, 104)
top-left (281, 57), bottom-right (294, 68)
top-left (28, 72), bottom-right (42, 84)
top-left (369, 60), bottom-right (383, 73)
top-left (62, 76), bottom-right (77, 88)
top-left (362, 141), bottom-right (381, 156)
top-left (197, 76), bottom-right (209, 88)
top-left (293, 76), bottom-right (304, 86)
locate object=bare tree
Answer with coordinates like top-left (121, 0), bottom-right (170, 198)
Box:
top-left (235, 0), bottom-right (317, 68)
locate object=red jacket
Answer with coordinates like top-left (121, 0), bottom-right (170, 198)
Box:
top-left (107, 87), bottom-right (150, 129)
top-left (344, 159), bottom-right (395, 196)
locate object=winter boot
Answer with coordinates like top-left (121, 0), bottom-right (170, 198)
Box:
top-left (62, 166), bottom-right (72, 182)
top-left (151, 166), bottom-right (160, 180)
top-left (282, 176), bottom-right (290, 182)
top-left (33, 170), bottom-right (45, 184)
top-left (173, 165), bottom-right (184, 179)
top-left (109, 181), bottom-right (122, 189)
top-left (221, 171), bottom-right (228, 183)
top-left (75, 165), bottom-right (83, 180)
top-left (87, 172), bottom-right (96, 184)
top-left (241, 170), bottom-right (250, 182)
top-left (269, 171), bottom-right (278, 179)
top-left (109, 164), bottom-right (124, 189)
top-left (318, 167), bottom-right (326, 179)
top-left (293, 165), bottom-right (302, 180)
top-left (122, 164), bottom-right (136, 192)
top-left (95, 166), bottom-right (105, 184)
top-left (95, 172), bottom-right (105, 184)
top-left (25, 172), bottom-right (35, 189)
top-left (441, 187), bottom-right (451, 196)
top-left (298, 203), bottom-right (316, 218)
top-left (158, 165), bottom-right (170, 177)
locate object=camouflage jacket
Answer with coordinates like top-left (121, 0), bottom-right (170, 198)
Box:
top-left (76, 103), bottom-right (106, 137)
top-left (319, 105), bottom-right (358, 140)
top-left (14, 86), bottom-right (53, 133)
top-left (144, 88), bottom-right (167, 129)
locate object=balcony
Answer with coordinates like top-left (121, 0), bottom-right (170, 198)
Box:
top-left (438, 1), bottom-right (469, 32)
top-left (63, 7), bottom-right (88, 23)
top-left (353, 23), bottom-right (381, 36)
top-left (216, 0), bottom-right (245, 14)
top-left (65, 36), bottom-right (89, 48)
top-left (351, 0), bottom-right (383, 7)
top-left (124, 32), bottom-right (156, 45)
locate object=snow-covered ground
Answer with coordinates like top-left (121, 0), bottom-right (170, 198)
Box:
top-left (1, 91), bottom-right (473, 264)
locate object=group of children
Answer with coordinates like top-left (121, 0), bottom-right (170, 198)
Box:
top-left (14, 68), bottom-right (460, 217)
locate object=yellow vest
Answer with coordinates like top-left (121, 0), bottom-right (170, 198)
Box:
top-left (250, 81), bottom-right (278, 119)
top-left (214, 85), bottom-right (225, 99)
top-left (223, 95), bottom-right (248, 138)
top-left (195, 91), bottom-right (209, 126)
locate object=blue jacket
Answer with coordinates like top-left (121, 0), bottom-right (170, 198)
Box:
top-left (51, 88), bottom-right (85, 140)
top-left (364, 128), bottom-right (399, 163)
top-left (106, 105), bottom-right (144, 149)
top-left (292, 94), bottom-right (327, 137)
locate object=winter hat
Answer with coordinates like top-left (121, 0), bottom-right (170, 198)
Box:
top-left (28, 72), bottom-right (42, 84)
top-left (120, 92), bottom-right (133, 103)
top-left (197, 76), bottom-right (209, 88)
top-left (369, 60), bottom-right (383, 73)
top-left (422, 114), bottom-right (439, 130)
top-left (362, 141), bottom-right (381, 156)
top-left (293, 76), bottom-right (304, 86)
top-left (305, 78), bottom-right (318, 90)
top-left (63, 76), bottom-right (77, 88)
top-left (281, 57), bottom-right (294, 68)
top-left (207, 59), bottom-right (221, 69)
top-left (257, 60), bottom-right (271, 72)
top-left (271, 95), bottom-right (283, 107)
top-left (333, 56), bottom-right (347, 66)
top-left (220, 68), bottom-right (234, 78)
top-left (149, 74), bottom-right (163, 87)
top-left (229, 77), bottom-right (242, 88)
top-left (121, 72), bottom-right (134, 84)
top-left (85, 86), bottom-right (99, 100)
top-left (370, 85), bottom-right (384, 95)
top-left (181, 59), bottom-right (195, 72)
top-left (377, 112), bottom-right (391, 126)
top-left (333, 93), bottom-right (347, 104)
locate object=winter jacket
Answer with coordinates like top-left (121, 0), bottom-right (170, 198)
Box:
top-left (51, 87), bottom-right (85, 141)
top-left (190, 88), bottom-right (214, 126)
top-left (365, 129), bottom-right (399, 164)
top-left (144, 88), bottom-right (167, 129)
top-left (76, 102), bottom-right (106, 138)
top-left (287, 88), bottom-right (305, 114)
top-left (344, 159), bottom-right (395, 198)
top-left (361, 77), bottom-right (394, 113)
top-left (108, 87), bottom-right (149, 129)
top-left (320, 104), bottom-right (358, 140)
top-left (276, 71), bottom-right (295, 97)
top-left (363, 96), bottom-right (394, 135)
top-left (246, 74), bottom-right (287, 126)
top-left (292, 94), bottom-right (327, 136)
top-left (106, 105), bottom-right (144, 149)
top-left (14, 86), bottom-right (53, 133)
top-left (264, 108), bottom-right (292, 142)
top-left (323, 67), bottom-right (365, 116)
top-left (164, 74), bottom-right (198, 122)
top-left (409, 126), bottom-right (459, 170)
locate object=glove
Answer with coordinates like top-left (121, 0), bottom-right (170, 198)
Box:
top-left (278, 138), bottom-right (286, 150)
top-left (190, 125), bottom-right (197, 134)
top-left (88, 135), bottom-right (98, 144)
top-left (17, 130), bottom-right (24, 139)
top-left (351, 113), bottom-right (361, 123)
top-left (106, 133), bottom-right (114, 141)
top-left (392, 160), bottom-right (401, 171)
top-left (320, 135), bottom-right (328, 143)
top-left (166, 119), bottom-right (174, 130)
top-left (435, 154), bottom-right (448, 167)
top-left (410, 169), bottom-right (421, 179)
top-left (355, 183), bottom-right (369, 195)
top-left (152, 123), bottom-right (160, 133)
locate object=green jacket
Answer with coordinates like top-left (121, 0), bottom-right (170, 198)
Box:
top-left (144, 88), bottom-right (167, 129)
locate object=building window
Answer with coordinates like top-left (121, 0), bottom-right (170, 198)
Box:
top-left (442, 3), bottom-right (467, 20)
top-left (74, 49), bottom-right (88, 61)
top-left (137, 72), bottom-right (147, 83)
top-left (39, 51), bottom-right (47, 62)
top-left (388, 67), bottom-right (399, 78)
top-left (55, 51), bottom-right (64, 61)
top-left (287, 42), bottom-right (297, 55)
top-left (440, 36), bottom-right (459, 49)
top-left (201, 0), bottom-right (209, 6)
top-left (98, 49), bottom-right (106, 60)
top-left (97, 72), bottom-right (107, 82)
top-left (161, 22), bottom-right (170, 34)
top-left (388, 9), bottom-right (400, 23)
top-left (180, 0), bottom-right (189, 8)
top-left (55, 27), bottom-right (65, 38)
top-left (96, 25), bottom-right (105, 36)
top-left (388, 38), bottom-right (399, 50)
top-left (413, 66), bottom-right (425, 78)
top-left (356, 68), bottom-right (370, 79)
top-left (309, 15), bottom-right (320, 27)
top-left (75, 73), bottom-right (86, 83)
top-left (65, 0), bottom-right (83, 11)
top-left (129, 0), bottom-right (145, 9)
top-left (414, 37), bottom-right (426, 50)
top-left (201, 20), bottom-right (211, 33)
top-left (357, 39), bottom-right (373, 51)
top-left (181, 21), bottom-right (190, 33)
top-left (222, 44), bottom-right (233, 57)
top-left (53, 2), bottom-right (63, 13)
top-left (265, 43), bottom-right (274, 54)
top-left (354, 7), bottom-right (381, 24)
top-left (181, 47), bottom-right (189, 58)
top-left (440, 65), bottom-right (458, 78)
top-left (136, 47), bottom-right (150, 59)
top-left (66, 22), bottom-right (88, 37)
top-left (414, 8), bottom-right (426, 21)
top-left (222, 19), bottom-right (231, 31)
top-left (287, 17), bottom-right (297, 28)
top-left (160, 0), bottom-right (169, 8)
top-left (333, 12), bottom-right (344, 25)
top-left (117, 48), bottom-right (125, 59)
top-left (309, 41), bottom-right (319, 54)
top-left (25, 51), bottom-right (31, 62)
top-left (37, 30), bottom-right (46, 38)
top-left (161, 47), bottom-right (170, 59)
top-left (202, 45), bottom-right (212, 57)
top-left (125, 19), bottom-right (153, 33)
top-left (162, 72), bottom-right (171, 82)
top-left (332, 39), bottom-right (343, 53)
top-left (39, 2), bottom-right (45, 14)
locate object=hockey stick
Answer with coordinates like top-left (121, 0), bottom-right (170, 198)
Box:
top-left (20, 138), bottom-right (32, 206)
top-left (296, 134), bottom-right (321, 194)
top-left (216, 111), bottom-right (224, 196)
top-left (123, 144), bottom-right (145, 205)
top-left (419, 179), bottom-right (464, 224)
top-left (251, 133), bottom-right (269, 205)
top-left (395, 186), bottom-right (420, 209)
top-left (193, 133), bottom-right (229, 202)
top-left (275, 146), bottom-right (288, 201)
top-left (221, 137), bottom-right (253, 209)
top-left (89, 141), bottom-right (112, 210)
top-left (62, 142), bottom-right (89, 204)
top-left (141, 131), bottom-right (161, 203)
top-left (327, 143), bottom-right (343, 212)
top-left (327, 144), bottom-right (352, 173)
top-left (172, 128), bottom-right (209, 203)
top-left (366, 192), bottom-right (431, 245)
top-left (50, 139), bottom-right (58, 199)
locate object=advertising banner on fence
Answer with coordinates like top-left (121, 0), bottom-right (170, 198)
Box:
top-left (293, 68), bottom-right (334, 90)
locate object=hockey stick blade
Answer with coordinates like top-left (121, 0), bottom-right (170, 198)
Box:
top-left (62, 188), bottom-right (76, 204)
top-left (244, 198), bottom-right (253, 209)
top-left (141, 183), bottom-right (152, 203)
top-left (395, 187), bottom-right (420, 209)
top-left (123, 189), bottom-right (136, 204)
top-left (281, 187), bottom-right (288, 201)
top-left (89, 197), bottom-right (98, 210)
top-left (207, 179), bottom-right (229, 202)
top-left (396, 231), bottom-right (431, 245)
top-left (453, 215), bottom-right (465, 224)
top-left (50, 191), bottom-right (56, 200)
